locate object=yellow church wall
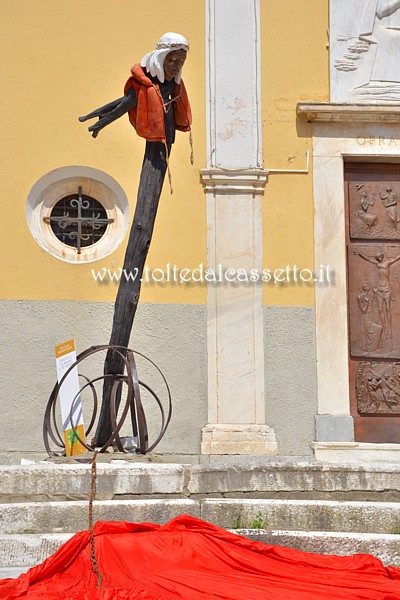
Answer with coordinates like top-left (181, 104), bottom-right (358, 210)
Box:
top-left (2, 1), bottom-right (329, 307)
top-left (1, 0), bottom-right (206, 304)
top-left (260, 0), bottom-right (329, 307)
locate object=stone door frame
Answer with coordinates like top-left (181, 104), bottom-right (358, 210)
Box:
top-left (297, 103), bottom-right (400, 462)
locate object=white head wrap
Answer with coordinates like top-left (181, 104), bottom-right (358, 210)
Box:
top-left (140, 32), bottom-right (189, 83)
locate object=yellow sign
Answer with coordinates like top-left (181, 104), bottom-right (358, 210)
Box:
top-left (55, 339), bottom-right (76, 359)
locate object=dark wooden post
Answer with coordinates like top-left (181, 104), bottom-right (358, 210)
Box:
top-left (95, 139), bottom-right (170, 445)
top-left (80, 42), bottom-right (190, 447)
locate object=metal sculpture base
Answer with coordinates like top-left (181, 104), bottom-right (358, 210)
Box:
top-left (43, 345), bottom-right (172, 457)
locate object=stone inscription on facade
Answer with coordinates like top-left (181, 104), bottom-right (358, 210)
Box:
top-left (331, 0), bottom-right (400, 102)
top-left (349, 181), bottom-right (400, 239)
top-left (348, 244), bottom-right (400, 358)
top-left (357, 136), bottom-right (398, 147)
top-left (356, 361), bottom-right (400, 414)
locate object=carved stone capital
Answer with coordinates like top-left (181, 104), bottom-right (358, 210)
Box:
top-left (297, 103), bottom-right (400, 124)
top-left (200, 168), bottom-right (268, 195)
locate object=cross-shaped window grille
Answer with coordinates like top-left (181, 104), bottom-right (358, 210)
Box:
top-left (44, 187), bottom-right (114, 254)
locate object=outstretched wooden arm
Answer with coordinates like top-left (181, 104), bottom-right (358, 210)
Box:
top-left (79, 88), bottom-right (137, 138)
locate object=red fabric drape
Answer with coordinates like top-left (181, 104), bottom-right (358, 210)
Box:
top-left (1, 515), bottom-right (400, 599)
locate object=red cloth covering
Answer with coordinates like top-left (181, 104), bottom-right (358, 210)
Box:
top-left (1, 515), bottom-right (400, 600)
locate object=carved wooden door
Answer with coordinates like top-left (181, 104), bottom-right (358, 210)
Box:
top-left (346, 163), bottom-right (400, 442)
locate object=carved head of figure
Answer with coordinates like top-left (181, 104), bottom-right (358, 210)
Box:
top-left (376, 253), bottom-right (384, 262)
top-left (362, 283), bottom-right (370, 292)
top-left (141, 32), bottom-right (189, 83)
top-left (163, 50), bottom-right (187, 81)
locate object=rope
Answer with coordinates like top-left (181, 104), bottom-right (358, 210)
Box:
top-left (164, 142), bottom-right (174, 194)
top-left (163, 92), bottom-right (181, 113)
top-left (189, 131), bottom-right (194, 166)
top-left (89, 449), bottom-right (103, 587)
top-left (155, 86), bottom-right (193, 189)
top-left (155, 87), bottom-right (181, 114)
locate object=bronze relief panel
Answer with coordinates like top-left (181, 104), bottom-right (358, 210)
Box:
top-left (356, 362), bottom-right (400, 415)
top-left (349, 181), bottom-right (400, 240)
top-left (346, 165), bottom-right (400, 437)
top-left (348, 244), bottom-right (400, 359)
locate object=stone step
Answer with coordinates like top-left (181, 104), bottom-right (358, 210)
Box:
top-left (0, 566), bottom-right (29, 579)
top-left (0, 533), bottom-right (73, 568)
top-left (0, 530), bottom-right (399, 571)
top-left (201, 498), bottom-right (400, 534)
top-left (189, 462), bottom-right (400, 501)
top-left (0, 499), bottom-right (200, 534)
top-left (3, 460), bottom-right (400, 502)
top-left (240, 530), bottom-right (400, 568)
top-left (0, 463), bottom-right (186, 503)
top-left (2, 498), bottom-right (400, 535)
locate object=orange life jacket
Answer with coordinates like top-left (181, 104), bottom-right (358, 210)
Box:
top-left (124, 64), bottom-right (192, 143)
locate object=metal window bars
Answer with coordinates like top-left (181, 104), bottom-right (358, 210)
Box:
top-left (43, 187), bottom-right (114, 254)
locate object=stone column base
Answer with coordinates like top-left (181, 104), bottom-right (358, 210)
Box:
top-left (201, 424), bottom-right (278, 455)
top-left (315, 415), bottom-right (354, 442)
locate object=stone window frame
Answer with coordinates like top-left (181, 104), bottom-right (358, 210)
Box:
top-left (26, 166), bottom-right (130, 263)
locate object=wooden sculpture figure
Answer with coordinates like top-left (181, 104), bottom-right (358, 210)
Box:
top-left (79, 32), bottom-right (192, 445)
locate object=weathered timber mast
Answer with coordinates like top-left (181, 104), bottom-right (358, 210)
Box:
top-left (96, 139), bottom-right (170, 445)
top-left (79, 34), bottom-right (190, 446)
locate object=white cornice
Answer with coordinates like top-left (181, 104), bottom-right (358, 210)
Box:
top-left (297, 103), bottom-right (400, 124)
top-left (200, 168), bottom-right (268, 194)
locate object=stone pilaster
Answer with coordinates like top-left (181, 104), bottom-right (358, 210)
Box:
top-left (201, 0), bottom-right (277, 455)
